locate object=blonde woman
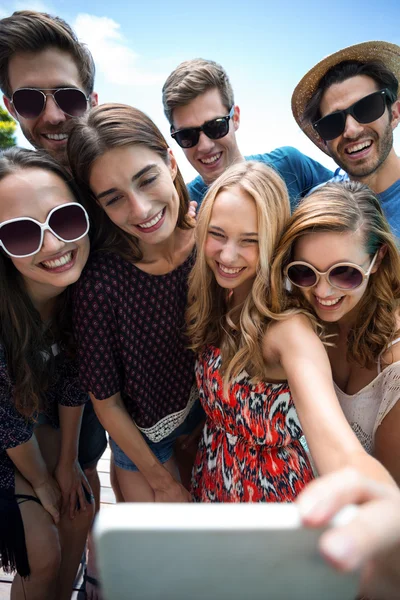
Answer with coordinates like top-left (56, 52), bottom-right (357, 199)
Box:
top-left (187, 162), bottom-right (393, 503)
top-left (271, 181), bottom-right (400, 485)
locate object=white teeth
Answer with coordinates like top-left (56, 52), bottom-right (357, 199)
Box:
top-left (42, 252), bottom-right (72, 269)
top-left (316, 296), bottom-right (343, 306)
top-left (137, 209), bottom-right (163, 229)
top-left (347, 141), bottom-right (371, 154)
top-left (219, 263), bottom-right (244, 274)
top-left (200, 153), bottom-right (221, 165)
top-left (44, 133), bottom-right (68, 141)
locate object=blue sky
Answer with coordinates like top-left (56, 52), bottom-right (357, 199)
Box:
top-left (1, 0), bottom-right (399, 181)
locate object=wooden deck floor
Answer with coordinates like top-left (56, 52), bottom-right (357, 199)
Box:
top-left (0, 443), bottom-right (115, 599)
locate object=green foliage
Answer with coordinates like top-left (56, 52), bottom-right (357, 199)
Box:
top-left (0, 106), bottom-right (17, 149)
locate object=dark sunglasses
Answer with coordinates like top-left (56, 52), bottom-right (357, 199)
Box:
top-left (0, 203), bottom-right (89, 258)
top-left (285, 252), bottom-right (378, 291)
top-left (171, 106), bottom-right (235, 148)
top-left (11, 87), bottom-right (89, 119)
top-left (313, 89), bottom-right (394, 141)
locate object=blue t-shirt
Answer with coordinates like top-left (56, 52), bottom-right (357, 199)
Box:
top-left (324, 173), bottom-right (400, 239)
top-left (187, 146), bottom-right (334, 211)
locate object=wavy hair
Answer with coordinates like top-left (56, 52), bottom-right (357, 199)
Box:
top-left (67, 103), bottom-right (192, 262)
top-left (0, 147), bottom-right (85, 417)
top-left (270, 180), bottom-right (400, 368)
top-left (187, 161), bottom-right (314, 385)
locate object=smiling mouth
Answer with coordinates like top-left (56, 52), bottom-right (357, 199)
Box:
top-left (345, 140), bottom-right (372, 155)
top-left (199, 152), bottom-right (222, 165)
top-left (217, 262), bottom-right (245, 276)
top-left (40, 250), bottom-right (75, 270)
top-left (136, 207), bottom-right (165, 230)
top-left (42, 133), bottom-right (69, 142)
top-left (315, 295), bottom-right (344, 307)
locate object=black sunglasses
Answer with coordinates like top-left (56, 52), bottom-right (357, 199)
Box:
top-left (171, 107), bottom-right (235, 148)
top-left (313, 89), bottom-right (394, 141)
top-left (11, 87), bottom-right (89, 119)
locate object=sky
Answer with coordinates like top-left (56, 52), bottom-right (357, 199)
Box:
top-left (1, 0), bottom-right (400, 182)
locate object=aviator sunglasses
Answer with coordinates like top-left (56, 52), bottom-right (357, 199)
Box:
top-left (313, 89), bottom-right (395, 141)
top-left (171, 106), bottom-right (235, 148)
top-left (11, 87), bottom-right (89, 119)
top-left (285, 251), bottom-right (378, 291)
top-left (0, 203), bottom-right (89, 258)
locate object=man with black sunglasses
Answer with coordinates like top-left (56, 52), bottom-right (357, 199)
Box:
top-left (0, 10), bottom-right (107, 598)
top-left (162, 58), bottom-right (334, 209)
top-left (0, 10), bottom-right (98, 168)
top-left (292, 41), bottom-right (400, 237)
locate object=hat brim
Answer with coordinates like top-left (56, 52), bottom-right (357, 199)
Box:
top-left (291, 41), bottom-right (400, 155)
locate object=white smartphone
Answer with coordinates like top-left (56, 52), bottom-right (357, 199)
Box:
top-left (94, 502), bottom-right (359, 600)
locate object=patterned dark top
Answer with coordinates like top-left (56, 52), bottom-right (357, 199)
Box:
top-left (0, 343), bottom-right (87, 493)
top-left (72, 250), bottom-right (197, 443)
top-left (191, 346), bottom-right (314, 502)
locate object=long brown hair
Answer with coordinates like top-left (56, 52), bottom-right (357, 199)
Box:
top-left (270, 181), bottom-right (400, 367)
top-left (67, 103), bottom-right (192, 262)
top-left (0, 147), bottom-right (85, 417)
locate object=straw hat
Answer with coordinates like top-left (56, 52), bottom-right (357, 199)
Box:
top-left (291, 41), bottom-right (400, 155)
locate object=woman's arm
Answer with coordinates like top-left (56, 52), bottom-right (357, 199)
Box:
top-left (266, 314), bottom-right (394, 485)
top-left (91, 392), bottom-right (191, 502)
top-left (55, 404), bottom-right (92, 518)
top-left (297, 468), bottom-right (400, 600)
top-left (374, 401), bottom-right (400, 485)
top-left (7, 436), bottom-right (61, 523)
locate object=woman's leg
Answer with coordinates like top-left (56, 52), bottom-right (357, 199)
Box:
top-left (11, 472), bottom-right (61, 600)
top-left (35, 425), bottom-right (94, 600)
top-left (115, 456), bottom-right (180, 502)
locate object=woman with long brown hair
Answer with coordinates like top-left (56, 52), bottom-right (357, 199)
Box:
top-left (67, 103), bottom-right (203, 504)
top-left (0, 147), bottom-right (93, 599)
top-left (187, 162), bottom-right (393, 503)
top-left (271, 180), bottom-right (400, 485)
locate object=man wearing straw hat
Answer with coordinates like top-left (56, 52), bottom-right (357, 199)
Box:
top-left (292, 41), bottom-right (400, 236)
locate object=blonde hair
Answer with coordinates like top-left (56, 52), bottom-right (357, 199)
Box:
top-left (162, 58), bottom-right (234, 125)
top-left (187, 161), bottom-right (310, 386)
top-left (270, 180), bottom-right (400, 367)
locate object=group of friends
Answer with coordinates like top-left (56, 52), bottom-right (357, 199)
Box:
top-left (0, 9), bottom-right (399, 600)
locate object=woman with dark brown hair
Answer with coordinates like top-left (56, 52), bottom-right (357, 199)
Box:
top-left (68, 103), bottom-right (203, 503)
top-left (0, 147), bottom-right (93, 600)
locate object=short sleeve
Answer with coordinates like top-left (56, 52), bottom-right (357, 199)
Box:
top-left (0, 346), bottom-right (33, 452)
top-left (72, 274), bottom-right (123, 400)
top-left (285, 147), bottom-right (333, 203)
top-left (373, 362), bottom-right (400, 435)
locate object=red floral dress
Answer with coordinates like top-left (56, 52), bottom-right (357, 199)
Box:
top-left (191, 345), bottom-right (314, 502)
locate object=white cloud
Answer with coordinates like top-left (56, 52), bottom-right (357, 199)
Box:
top-left (73, 14), bottom-right (164, 86)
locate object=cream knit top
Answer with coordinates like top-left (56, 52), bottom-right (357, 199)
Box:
top-left (334, 338), bottom-right (400, 454)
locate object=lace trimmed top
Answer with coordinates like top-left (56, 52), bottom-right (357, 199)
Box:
top-left (334, 338), bottom-right (400, 453)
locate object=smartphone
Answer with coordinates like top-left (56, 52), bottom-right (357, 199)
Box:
top-left (94, 502), bottom-right (359, 600)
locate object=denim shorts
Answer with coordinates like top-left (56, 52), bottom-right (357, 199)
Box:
top-left (78, 399), bottom-right (108, 470)
top-left (110, 399), bottom-right (204, 472)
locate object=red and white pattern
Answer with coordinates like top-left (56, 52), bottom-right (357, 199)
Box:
top-left (192, 345), bottom-right (314, 502)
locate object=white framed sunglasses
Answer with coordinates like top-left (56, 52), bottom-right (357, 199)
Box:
top-left (0, 202), bottom-right (89, 258)
top-left (285, 252), bottom-right (379, 290)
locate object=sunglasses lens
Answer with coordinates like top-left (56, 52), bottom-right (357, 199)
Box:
top-left (353, 92), bottom-right (385, 124)
top-left (49, 204), bottom-right (88, 241)
top-left (54, 89), bottom-right (88, 117)
top-left (203, 117), bottom-right (229, 140)
top-left (287, 265), bottom-right (317, 287)
top-left (315, 112), bottom-right (345, 141)
top-left (329, 266), bottom-right (363, 289)
top-left (0, 220), bottom-right (41, 256)
top-left (12, 89), bottom-right (45, 118)
top-left (173, 129), bottom-right (199, 148)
